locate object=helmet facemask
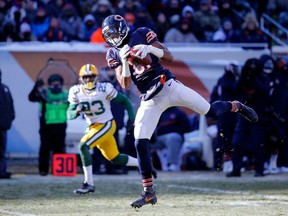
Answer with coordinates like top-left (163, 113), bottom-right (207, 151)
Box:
top-left (103, 25), bottom-right (129, 47)
top-left (81, 74), bottom-right (97, 90)
top-left (79, 64), bottom-right (99, 90)
top-left (102, 15), bottom-right (130, 48)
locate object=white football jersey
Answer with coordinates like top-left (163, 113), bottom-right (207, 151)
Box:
top-left (68, 82), bottom-right (118, 125)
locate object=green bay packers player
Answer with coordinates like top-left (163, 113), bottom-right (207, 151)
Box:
top-left (67, 64), bottom-right (138, 194)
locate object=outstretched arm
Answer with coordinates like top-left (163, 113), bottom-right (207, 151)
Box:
top-left (134, 41), bottom-right (174, 62)
top-left (28, 79), bottom-right (46, 102)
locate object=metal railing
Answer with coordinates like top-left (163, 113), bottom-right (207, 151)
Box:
top-left (260, 13), bottom-right (288, 46)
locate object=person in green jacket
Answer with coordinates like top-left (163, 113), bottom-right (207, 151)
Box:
top-left (29, 74), bottom-right (69, 176)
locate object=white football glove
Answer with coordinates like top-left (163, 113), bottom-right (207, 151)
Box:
top-left (119, 44), bottom-right (131, 77)
top-left (76, 104), bottom-right (88, 113)
top-left (133, 44), bottom-right (151, 59)
top-left (133, 44), bottom-right (164, 59)
top-left (119, 44), bottom-right (130, 61)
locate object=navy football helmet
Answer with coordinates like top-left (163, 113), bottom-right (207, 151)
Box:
top-left (102, 15), bottom-right (130, 48)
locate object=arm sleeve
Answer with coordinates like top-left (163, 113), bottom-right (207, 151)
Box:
top-left (28, 84), bottom-right (45, 102)
top-left (105, 82), bottom-right (118, 101)
top-left (67, 86), bottom-right (80, 120)
top-left (111, 92), bottom-right (135, 121)
top-left (106, 48), bottom-right (121, 69)
top-left (66, 103), bottom-right (80, 120)
top-left (10, 91), bottom-right (15, 121)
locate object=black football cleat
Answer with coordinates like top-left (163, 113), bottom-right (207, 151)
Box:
top-left (233, 101), bottom-right (258, 123)
top-left (74, 182), bottom-right (95, 194)
top-left (131, 187), bottom-right (157, 208)
top-left (226, 170), bottom-right (241, 177)
top-left (0, 172), bottom-right (11, 179)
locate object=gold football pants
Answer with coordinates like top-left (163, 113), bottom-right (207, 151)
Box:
top-left (80, 120), bottom-right (119, 161)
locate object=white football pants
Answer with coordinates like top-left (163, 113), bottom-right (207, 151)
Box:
top-left (134, 79), bottom-right (210, 139)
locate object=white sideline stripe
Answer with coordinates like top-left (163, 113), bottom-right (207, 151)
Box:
top-left (0, 210), bottom-right (36, 216)
top-left (167, 184), bottom-right (288, 202)
top-left (168, 184), bottom-right (243, 194)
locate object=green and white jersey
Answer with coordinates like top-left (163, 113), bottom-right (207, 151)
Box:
top-left (68, 82), bottom-right (117, 125)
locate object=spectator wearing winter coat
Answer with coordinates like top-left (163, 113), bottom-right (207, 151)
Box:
top-left (8, 0), bottom-right (26, 32)
top-left (91, 0), bottom-right (114, 27)
top-left (82, 14), bottom-right (98, 42)
top-left (116, 0), bottom-right (141, 17)
top-left (42, 16), bottom-right (68, 42)
top-left (240, 12), bottom-right (268, 44)
top-left (227, 58), bottom-right (271, 177)
top-left (124, 12), bottom-right (137, 33)
top-left (181, 5), bottom-right (205, 41)
top-left (0, 0), bottom-right (9, 27)
top-left (0, 69), bottom-right (15, 179)
top-left (217, 0), bottom-right (243, 29)
top-left (164, 18), bottom-right (198, 43)
top-left (44, 0), bottom-right (65, 18)
top-left (59, 3), bottom-right (84, 41)
top-left (212, 18), bottom-right (240, 43)
top-left (31, 7), bottom-right (50, 41)
top-left (261, 55), bottom-right (288, 174)
top-left (19, 22), bottom-right (33, 41)
top-left (194, 0), bottom-right (221, 42)
top-left (134, 6), bottom-right (158, 33)
top-left (0, 19), bottom-right (22, 42)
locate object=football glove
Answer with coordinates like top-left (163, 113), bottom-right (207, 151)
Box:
top-left (133, 44), bottom-right (151, 59)
top-left (119, 44), bottom-right (131, 77)
top-left (119, 44), bottom-right (130, 61)
top-left (76, 104), bottom-right (89, 112)
top-left (133, 44), bottom-right (164, 59)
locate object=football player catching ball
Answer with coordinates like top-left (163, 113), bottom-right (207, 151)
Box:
top-left (102, 14), bottom-right (258, 208)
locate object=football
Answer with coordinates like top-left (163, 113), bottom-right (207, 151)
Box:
top-left (127, 48), bottom-right (152, 66)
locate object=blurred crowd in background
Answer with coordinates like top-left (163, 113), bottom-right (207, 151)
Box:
top-left (0, 0), bottom-right (287, 44)
top-left (208, 55), bottom-right (288, 177)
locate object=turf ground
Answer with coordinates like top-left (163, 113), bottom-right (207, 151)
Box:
top-left (0, 163), bottom-right (288, 216)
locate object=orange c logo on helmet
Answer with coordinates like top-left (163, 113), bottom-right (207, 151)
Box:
top-left (114, 15), bottom-right (124, 21)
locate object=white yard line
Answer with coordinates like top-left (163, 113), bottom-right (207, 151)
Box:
top-left (167, 184), bottom-right (288, 202)
top-left (0, 210), bottom-right (36, 216)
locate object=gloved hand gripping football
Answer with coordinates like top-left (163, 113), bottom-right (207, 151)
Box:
top-left (119, 44), bottom-right (131, 61)
top-left (127, 45), bottom-right (152, 66)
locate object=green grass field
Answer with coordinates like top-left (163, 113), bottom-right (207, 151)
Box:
top-left (0, 170), bottom-right (288, 216)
